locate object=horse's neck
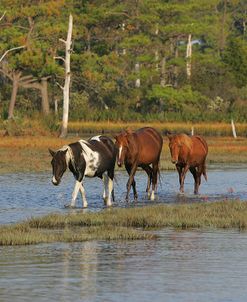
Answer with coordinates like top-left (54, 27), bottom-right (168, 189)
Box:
top-left (126, 135), bottom-right (138, 163)
top-left (66, 146), bottom-right (77, 174)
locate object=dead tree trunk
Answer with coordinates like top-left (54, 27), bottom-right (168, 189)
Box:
top-left (186, 34), bottom-right (192, 80)
top-left (19, 75), bottom-right (50, 115)
top-left (0, 64), bottom-right (50, 118)
top-left (8, 71), bottom-right (21, 119)
top-left (40, 78), bottom-right (50, 115)
top-left (55, 14), bottom-right (73, 138)
top-left (160, 57), bottom-right (166, 87)
top-left (135, 62), bottom-right (141, 88)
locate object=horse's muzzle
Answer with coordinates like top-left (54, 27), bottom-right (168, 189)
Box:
top-left (52, 176), bottom-right (60, 186)
top-left (171, 159), bottom-right (178, 164)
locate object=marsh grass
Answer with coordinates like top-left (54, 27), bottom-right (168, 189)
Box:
top-left (68, 121), bottom-right (247, 137)
top-left (1, 201), bottom-right (247, 246)
top-left (0, 135), bottom-right (247, 173)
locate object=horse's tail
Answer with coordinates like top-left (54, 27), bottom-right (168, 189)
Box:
top-left (156, 159), bottom-right (163, 190)
top-left (157, 166), bottom-right (162, 188)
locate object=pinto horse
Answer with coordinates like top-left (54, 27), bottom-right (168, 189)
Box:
top-left (115, 127), bottom-right (163, 201)
top-left (49, 135), bottom-right (117, 208)
top-left (167, 133), bottom-right (208, 194)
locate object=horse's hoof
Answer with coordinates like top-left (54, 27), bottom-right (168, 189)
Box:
top-left (64, 204), bottom-right (75, 209)
top-left (104, 199), bottom-right (112, 207)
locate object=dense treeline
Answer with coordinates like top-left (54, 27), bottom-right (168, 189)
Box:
top-left (0, 0), bottom-right (247, 123)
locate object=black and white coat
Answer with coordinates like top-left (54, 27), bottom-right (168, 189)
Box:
top-left (49, 135), bottom-right (117, 207)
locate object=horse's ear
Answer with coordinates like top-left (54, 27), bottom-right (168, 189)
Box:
top-left (126, 128), bottom-right (132, 135)
top-left (49, 148), bottom-right (55, 157)
top-left (61, 149), bottom-right (68, 155)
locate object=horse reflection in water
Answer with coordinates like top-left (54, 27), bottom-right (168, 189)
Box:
top-left (49, 135), bottom-right (117, 208)
top-left (115, 127), bottom-right (163, 201)
top-left (167, 133), bottom-right (208, 194)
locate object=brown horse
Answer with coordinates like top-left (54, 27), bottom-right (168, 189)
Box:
top-left (115, 127), bottom-right (163, 201)
top-left (167, 133), bottom-right (208, 194)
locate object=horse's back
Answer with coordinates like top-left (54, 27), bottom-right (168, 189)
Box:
top-left (89, 135), bottom-right (116, 172)
top-left (135, 127), bottom-right (163, 146)
top-left (135, 127), bottom-right (163, 164)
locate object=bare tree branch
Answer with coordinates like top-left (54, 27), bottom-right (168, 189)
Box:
top-left (0, 67), bottom-right (13, 81)
top-left (55, 81), bottom-right (64, 90)
top-left (59, 38), bottom-right (66, 44)
top-left (0, 46), bottom-right (26, 63)
top-left (0, 11), bottom-right (6, 22)
top-left (54, 56), bottom-right (65, 63)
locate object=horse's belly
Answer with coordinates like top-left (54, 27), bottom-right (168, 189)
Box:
top-left (138, 152), bottom-right (159, 165)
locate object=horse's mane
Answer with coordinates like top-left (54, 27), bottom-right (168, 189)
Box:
top-left (58, 145), bottom-right (75, 167)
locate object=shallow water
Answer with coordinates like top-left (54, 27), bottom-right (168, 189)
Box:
top-left (1, 166), bottom-right (247, 301)
top-left (0, 165), bottom-right (247, 224)
top-left (1, 229), bottom-right (247, 302)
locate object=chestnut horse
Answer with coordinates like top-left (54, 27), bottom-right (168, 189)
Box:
top-left (115, 127), bottom-right (163, 201)
top-left (167, 133), bottom-right (208, 194)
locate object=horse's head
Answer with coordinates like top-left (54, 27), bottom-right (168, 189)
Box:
top-left (49, 148), bottom-right (68, 185)
top-left (166, 133), bottom-right (181, 165)
top-left (167, 133), bottom-right (192, 165)
top-left (114, 131), bottom-right (130, 167)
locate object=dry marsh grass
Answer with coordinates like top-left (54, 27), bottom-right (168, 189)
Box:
top-left (0, 135), bottom-right (247, 173)
top-left (69, 121), bottom-right (247, 137)
top-left (1, 119), bottom-right (247, 173)
top-left (1, 201), bottom-right (247, 246)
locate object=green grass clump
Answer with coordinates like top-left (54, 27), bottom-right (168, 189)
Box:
top-left (1, 200), bottom-right (247, 246)
top-left (28, 200), bottom-right (247, 230)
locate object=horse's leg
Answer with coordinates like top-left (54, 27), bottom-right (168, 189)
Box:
top-left (125, 163), bottom-right (138, 201)
top-left (189, 167), bottom-right (199, 194)
top-left (141, 164), bottom-right (153, 198)
top-left (151, 161), bottom-right (159, 201)
top-left (194, 165), bottom-right (204, 194)
top-left (102, 173), bottom-right (108, 203)
top-left (176, 164), bottom-right (183, 193)
top-left (108, 168), bottom-right (115, 203)
top-left (65, 180), bottom-right (81, 208)
top-left (106, 177), bottom-right (113, 207)
top-left (79, 182), bottom-right (88, 208)
top-left (104, 169), bottom-right (114, 206)
top-left (179, 164), bottom-right (189, 193)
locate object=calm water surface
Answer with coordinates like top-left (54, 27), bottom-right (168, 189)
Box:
top-left (1, 229), bottom-right (247, 302)
top-left (0, 165), bottom-right (247, 224)
top-left (1, 166), bottom-right (247, 301)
